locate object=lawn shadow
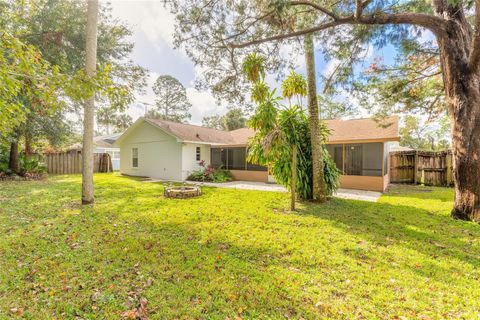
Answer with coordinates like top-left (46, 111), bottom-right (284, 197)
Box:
top-left (295, 197), bottom-right (480, 270)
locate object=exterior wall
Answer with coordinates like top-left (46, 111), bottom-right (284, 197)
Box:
top-left (230, 170), bottom-right (268, 182)
top-left (339, 175), bottom-right (386, 192)
top-left (181, 143), bottom-right (211, 180)
top-left (118, 122), bottom-right (183, 180)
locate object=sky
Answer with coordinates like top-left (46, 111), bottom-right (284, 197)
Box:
top-left (108, 0), bottom-right (356, 125)
top-left (106, 0), bottom-right (423, 127)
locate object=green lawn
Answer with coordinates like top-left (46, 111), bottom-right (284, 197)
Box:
top-left (0, 174), bottom-right (478, 319)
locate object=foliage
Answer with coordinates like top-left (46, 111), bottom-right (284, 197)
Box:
top-left (170, 0), bottom-right (458, 123)
top-left (0, 32), bottom-right (64, 137)
top-left (202, 108), bottom-right (247, 131)
top-left (187, 160), bottom-right (233, 183)
top-left (148, 75), bottom-right (192, 122)
top-left (0, 0), bottom-right (146, 149)
top-left (18, 154), bottom-right (46, 175)
top-left (281, 71), bottom-right (307, 105)
top-left (0, 174), bottom-right (478, 318)
top-left (241, 52), bottom-right (266, 83)
top-left (353, 41), bottom-right (445, 120)
top-left (96, 107), bottom-right (133, 134)
top-left (317, 94), bottom-right (355, 120)
top-left (323, 149), bottom-right (341, 195)
top-left (201, 115), bottom-right (224, 130)
top-left (400, 115), bottom-right (451, 151)
top-left (245, 54), bottom-right (339, 199)
top-left (0, 146), bottom-right (45, 177)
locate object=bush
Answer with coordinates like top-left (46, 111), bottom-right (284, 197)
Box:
top-left (19, 154), bottom-right (46, 176)
top-left (187, 160), bottom-right (233, 183)
top-left (0, 145), bottom-right (46, 179)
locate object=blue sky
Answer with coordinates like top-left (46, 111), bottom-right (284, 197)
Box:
top-left (108, 0), bottom-right (409, 125)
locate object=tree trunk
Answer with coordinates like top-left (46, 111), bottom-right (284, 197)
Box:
top-left (291, 146), bottom-right (297, 211)
top-left (436, 20), bottom-right (480, 222)
top-left (9, 142), bottom-right (19, 173)
top-left (25, 134), bottom-right (33, 155)
top-left (304, 34), bottom-right (327, 202)
top-left (82, 0), bottom-right (99, 205)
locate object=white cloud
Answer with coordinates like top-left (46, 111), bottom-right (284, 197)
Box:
top-left (186, 88), bottom-right (228, 125)
top-left (138, 3), bottom-right (176, 49)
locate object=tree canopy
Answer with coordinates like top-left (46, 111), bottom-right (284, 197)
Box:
top-left (0, 0), bottom-right (145, 148)
top-left (202, 108), bottom-right (247, 131)
top-left (148, 75), bottom-right (192, 122)
top-left (171, 0), bottom-right (450, 120)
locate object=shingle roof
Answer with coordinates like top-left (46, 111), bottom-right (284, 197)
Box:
top-left (135, 116), bottom-right (399, 146)
top-left (324, 116), bottom-right (400, 143)
top-left (144, 118), bottom-right (235, 144)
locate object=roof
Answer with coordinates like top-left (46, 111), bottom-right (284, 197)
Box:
top-left (117, 116), bottom-right (399, 147)
top-left (144, 118), bottom-right (236, 144)
top-left (324, 116), bottom-right (400, 143)
top-left (69, 133), bottom-right (122, 150)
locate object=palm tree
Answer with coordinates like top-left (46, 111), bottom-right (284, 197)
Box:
top-left (281, 71), bottom-right (307, 107)
top-left (304, 33), bottom-right (327, 203)
top-left (82, 0), bottom-right (99, 204)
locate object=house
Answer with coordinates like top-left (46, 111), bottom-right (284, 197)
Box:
top-left (68, 133), bottom-right (122, 170)
top-left (115, 116), bottom-right (399, 191)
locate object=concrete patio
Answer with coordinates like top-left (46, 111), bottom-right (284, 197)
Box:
top-left (145, 178), bottom-right (382, 202)
top-left (192, 180), bottom-right (381, 202)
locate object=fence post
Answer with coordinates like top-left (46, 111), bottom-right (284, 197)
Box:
top-left (413, 150), bottom-right (418, 184)
top-left (446, 151), bottom-right (453, 186)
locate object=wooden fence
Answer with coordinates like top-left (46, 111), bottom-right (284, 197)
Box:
top-left (43, 152), bottom-right (112, 174)
top-left (390, 150), bottom-right (453, 187)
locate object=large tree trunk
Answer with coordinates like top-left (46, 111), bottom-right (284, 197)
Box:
top-left (9, 142), bottom-right (19, 173)
top-left (82, 0), bottom-right (99, 205)
top-left (304, 34), bottom-right (327, 202)
top-left (436, 13), bottom-right (480, 222)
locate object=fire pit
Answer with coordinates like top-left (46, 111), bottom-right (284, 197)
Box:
top-left (164, 184), bottom-right (201, 199)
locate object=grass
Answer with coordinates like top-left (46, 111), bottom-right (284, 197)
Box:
top-left (0, 174), bottom-right (478, 319)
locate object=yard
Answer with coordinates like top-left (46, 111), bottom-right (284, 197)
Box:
top-left (0, 174), bottom-right (478, 319)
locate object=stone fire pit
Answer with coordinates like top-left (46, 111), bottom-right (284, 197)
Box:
top-left (164, 184), bottom-right (201, 199)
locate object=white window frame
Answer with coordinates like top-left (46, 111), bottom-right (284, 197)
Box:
top-left (196, 146), bottom-right (201, 161)
top-left (132, 148), bottom-right (138, 168)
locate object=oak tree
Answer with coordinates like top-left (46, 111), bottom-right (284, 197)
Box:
top-left (173, 0), bottom-right (480, 221)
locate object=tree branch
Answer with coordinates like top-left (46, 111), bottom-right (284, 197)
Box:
top-left (229, 17), bottom-right (353, 48)
top-left (228, 12), bottom-right (447, 49)
top-left (290, 0), bottom-right (339, 20)
top-left (355, 0), bottom-right (363, 19)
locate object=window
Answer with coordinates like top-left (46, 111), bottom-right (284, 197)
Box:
top-left (196, 146), bottom-right (201, 161)
top-left (210, 147), bottom-right (267, 171)
top-left (227, 147), bottom-right (246, 170)
top-left (345, 144), bottom-right (363, 175)
top-left (132, 148), bottom-right (138, 168)
top-left (325, 143), bottom-right (383, 176)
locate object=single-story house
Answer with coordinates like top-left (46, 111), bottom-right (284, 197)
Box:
top-left (114, 116), bottom-right (399, 191)
top-left (68, 133), bottom-right (122, 170)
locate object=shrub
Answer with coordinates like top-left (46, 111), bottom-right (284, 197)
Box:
top-left (187, 161), bottom-right (233, 183)
top-left (19, 154), bottom-right (46, 176)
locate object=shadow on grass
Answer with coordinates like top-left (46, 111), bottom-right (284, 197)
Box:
top-left (295, 197), bottom-right (479, 269)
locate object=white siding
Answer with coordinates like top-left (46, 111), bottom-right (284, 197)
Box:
top-left (181, 143), bottom-right (211, 180)
top-left (118, 122), bottom-right (183, 180)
